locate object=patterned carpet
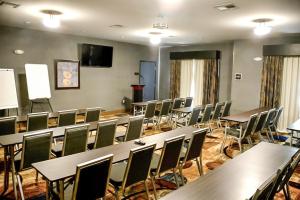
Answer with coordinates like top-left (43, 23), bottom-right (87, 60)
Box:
top-left (1, 115), bottom-right (300, 200)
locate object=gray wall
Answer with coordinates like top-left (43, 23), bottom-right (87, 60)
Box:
top-left (159, 42), bottom-right (234, 102)
top-left (0, 26), bottom-right (158, 114)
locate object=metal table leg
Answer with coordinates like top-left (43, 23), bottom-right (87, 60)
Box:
top-left (9, 145), bottom-right (18, 199)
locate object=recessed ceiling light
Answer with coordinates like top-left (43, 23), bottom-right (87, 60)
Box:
top-left (41, 9), bottom-right (62, 28)
top-left (109, 24), bottom-right (124, 28)
top-left (253, 18), bottom-right (272, 36)
top-left (149, 31), bottom-right (162, 35)
top-left (215, 3), bottom-right (237, 11)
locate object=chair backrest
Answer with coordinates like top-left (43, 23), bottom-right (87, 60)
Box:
top-left (264, 108), bottom-right (277, 128)
top-left (243, 114), bottom-right (258, 138)
top-left (20, 130), bottom-right (52, 170)
top-left (251, 174), bottom-right (277, 200)
top-left (188, 107), bottom-right (202, 126)
top-left (0, 116), bottom-right (16, 136)
top-left (144, 101), bottom-right (157, 119)
top-left (85, 107), bottom-right (101, 123)
top-left (268, 160), bottom-right (292, 199)
top-left (159, 99), bottom-right (172, 116)
top-left (254, 111), bottom-right (268, 133)
top-left (156, 135), bottom-right (185, 174)
top-left (58, 109), bottom-right (77, 127)
top-left (94, 120), bottom-right (117, 149)
top-left (27, 112), bottom-right (49, 132)
top-left (172, 98), bottom-right (182, 110)
top-left (222, 101), bottom-right (232, 117)
top-left (62, 125), bottom-right (89, 156)
top-left (200, 104), bottom-right (213, 123)
top-left (272, 107), bottom-right (284, 127)
top-left (211, 102), bottom-right (223, 120)
top-left (72, 154), bottom-right (113, 200)
top-left (122, 144), bottom-right (156, 191)
top-left (183, 129), bottom-right (208, 163)
top-left (184, 97), bottom-right (193, 107)
top-left (124, 115), bottom-right (144, 142)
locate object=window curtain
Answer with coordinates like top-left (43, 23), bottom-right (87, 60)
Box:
top-left (202, 59), bottom-right (219, 105)
top-left (170, 60), bottom-right (181, 99)
top-left (193, 60), bottom-right (204, 106)
top-left (278, 56), bottom-right (300, 130)
top-left (180, 60), bottom-right (194, 98)
top-left (259, 56), bottom-right (284, 108)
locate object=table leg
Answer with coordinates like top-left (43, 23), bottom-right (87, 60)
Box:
top-left (9, 145), bottom-right (18, 199)
top-left (59, 180), bottom-right (64, 200)
top-left (1, 146), bottom-right (9, 196)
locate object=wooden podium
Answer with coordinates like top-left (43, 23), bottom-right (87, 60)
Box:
top-left (131, 84), bottom-right (145, 102)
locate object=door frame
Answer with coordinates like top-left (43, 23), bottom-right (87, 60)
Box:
top-left (139, 60), bottom-right (157, 100)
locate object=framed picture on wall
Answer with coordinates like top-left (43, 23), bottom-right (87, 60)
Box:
top-left (55, 60), bottom-right (80, 89)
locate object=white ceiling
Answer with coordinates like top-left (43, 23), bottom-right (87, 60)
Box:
top-left (0, 0), bottom-right (300, 45)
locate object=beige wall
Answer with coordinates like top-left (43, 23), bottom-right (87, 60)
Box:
top-left (0, 26), bottom-right (158, 114)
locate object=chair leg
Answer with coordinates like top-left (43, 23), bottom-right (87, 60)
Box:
top-left (114, 186), bottom-right (120, 200)
top-left (238, 139), bottom-right (243, 152)
top-left (17, 174), bottom-right (25, 200)
top-left (179, 164), bottom-right (185, 185)
top-left (195, 157), bottom-right (203, 176)
top-left (144, 180), bottom-right (150, 200)
top-left (268, 127), bottom-right (275, 142)
top-left (220, 131), bottom-right (228, 153)
top-left (150, 176), bottom-right (158, 200)
top-left (172, 168), bottom-right (180, 188)
top-left (35, 171), bottom-right (39, 182)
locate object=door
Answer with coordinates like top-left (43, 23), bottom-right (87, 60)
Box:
top-left (140, 61), bottom-right (156, 101)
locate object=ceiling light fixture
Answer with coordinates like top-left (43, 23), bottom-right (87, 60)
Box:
top-left (215, 3), bottom-right (237, 11)
top-left (41, 10), bottom-right (62, 28)
top-left (253, 18), bottom-right (272, 36)
top-left (153, 15), bottom-right (168, 30)
top-left (254, 57), bottom-right (263, 61)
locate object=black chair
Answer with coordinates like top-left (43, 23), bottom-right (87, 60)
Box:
top-left (85, 107), bottom-right (101, 123)
top-left (270, 106), bottom-right (284, 135)
top-left (144, 101), bottom-right (157, 129)
top-left (52, 125), bottom-right (89, 157)
top-left (27, 112), bottom-right (49, 132)
top-left (70, 154), bottom-right (113, 200)
top-left (211, 102), bottom-right (223, 128)
top-left (150, 135), bottom-right (185, 199)
top-left (198, 104), bottom-right (213, 131)
top-left (155, 99), bottom-right (172, 127)
top-left (184, 97), bottom-right (193, 107)
top-left (179, 129), bottom-right (208, 184)
top-left (253, 111), bottom-right (268, 141)
top-left (221, 114), bottom-right (258, 152)
top-left (117, 115), bottom-right (144, 142)
top-left (176, 106), bottom-right (201, 127)
top-left (170, 98), bottom-right (183, 122)
top-left (263, 108), bottom-right (277, 142)
top-left (87, 119), bottom-right (117, 149)
top-left (57, 109), bottom-right (77, 127)
top-left (110, 144), bottom-right (156, 200)
top-left (221, 101), bottom-right (232, 117)
top-left (14, 131), bottom-right (53, 199)
top-left (0, 116), bottom-right (17, 136)
top-left (251, 174), bottom-right (278, 200)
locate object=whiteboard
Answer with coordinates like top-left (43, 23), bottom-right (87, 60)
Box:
top-left (0, 69), bottom-right (19, 109)
top-left (25, 64), bottom-right (51, 100)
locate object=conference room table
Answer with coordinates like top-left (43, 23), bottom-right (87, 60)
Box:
top-left (287, 119), bottom-right (300, 146)
top-left (0, 115), bottom-right (129, 199)
top-left (132, 100), bottom-right (162, 115)
top-left (32, 126), bottom-right (200, 200)
top-left (160, 142), bottom-right (298, 200)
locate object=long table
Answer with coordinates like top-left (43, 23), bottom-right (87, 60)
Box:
top-left (220, 107), bottom-right (270, 123)
top-left (32, 126), bottom-right (199, 199)
top-left (0, 115), bottom-right (129, 199)
top-left (160, 142), bottom-right (298, 200)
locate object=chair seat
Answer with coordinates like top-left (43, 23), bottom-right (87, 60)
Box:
top-left (226, 128), bottom-right (241, 138)
top-left (51, 143), bottom-right (63, 157)
top-left (110, 161), bottom-right (127, 187)
top-left (87, 137), bottom-right (95, 150)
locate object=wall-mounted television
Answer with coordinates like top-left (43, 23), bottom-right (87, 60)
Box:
top-left (80, 43), bottom-right (113, 67)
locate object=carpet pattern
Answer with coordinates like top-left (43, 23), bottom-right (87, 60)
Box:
top-left (1, 115), bottom-right (300, 199)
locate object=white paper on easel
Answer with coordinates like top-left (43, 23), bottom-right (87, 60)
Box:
top-left (25, 64), bottom-right (51, 100)
top-left (0, 69), bottom-right (19, 109)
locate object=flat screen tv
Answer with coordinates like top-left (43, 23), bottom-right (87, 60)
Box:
top-left (80, 44), bottom-right (113, 67)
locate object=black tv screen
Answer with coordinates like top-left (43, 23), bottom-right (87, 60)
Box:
top-left (81, 44), bottom-right (113, 67)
